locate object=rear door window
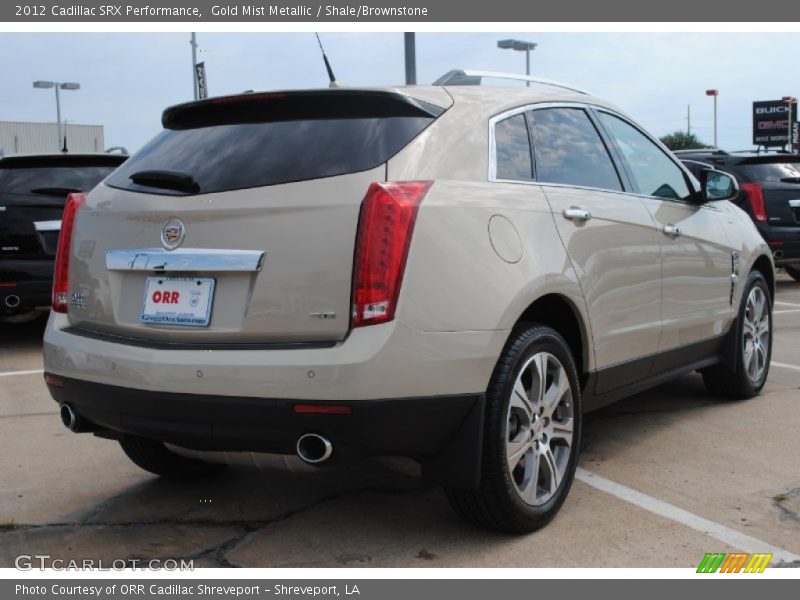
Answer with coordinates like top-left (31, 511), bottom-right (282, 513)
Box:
top-left (494, 113), bottom-right (534, 181)
top-left (528, 108), bottom-right (623, 192)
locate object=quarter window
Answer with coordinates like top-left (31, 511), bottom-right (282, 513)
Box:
top-left (494, 113), bottom-right (533, 181)
top-left (528, 108), bottom-right (622, 192)
top-left (598, 112), bottom-right (691, 201)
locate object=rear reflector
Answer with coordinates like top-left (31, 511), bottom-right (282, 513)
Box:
top-left (44, 374), bottom-right (64, 388)
top-left (351, 181), bottom-right (432, 328)
top-left (52, 192), bottom-right (87, 313)
top-left (0, 282), bottom-right (17, 288)
top-left (741, 183), bottom-right (767, 222)
top-left (293, 404), bottom-right (352, 415)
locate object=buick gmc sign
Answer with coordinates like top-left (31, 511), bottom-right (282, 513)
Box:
top-left (753, 99), bottom-right (796, 146)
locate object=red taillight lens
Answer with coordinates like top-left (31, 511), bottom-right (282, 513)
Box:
top-left (52, 192), bottom-right (87, 313)
top-left (351, 181), bottom-right (432, 328)
top-left (741, 183), bottom-right (767, 222)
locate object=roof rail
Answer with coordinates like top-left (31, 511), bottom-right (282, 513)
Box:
top-left (432, 70), bottom-right (590, 95)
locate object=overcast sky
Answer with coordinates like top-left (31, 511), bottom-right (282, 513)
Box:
top-left (1, 32), bottom-right (797, 153)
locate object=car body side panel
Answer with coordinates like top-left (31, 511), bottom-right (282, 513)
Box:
top-left (643, 198), bottom-right (737, 351)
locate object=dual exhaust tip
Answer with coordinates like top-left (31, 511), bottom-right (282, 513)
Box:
top-left (61, 404), bottom-right (335, 465)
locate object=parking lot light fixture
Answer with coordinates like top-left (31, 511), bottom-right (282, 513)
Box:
top-left (497, 39), bottom-right (538, 86)
top-left (706, 89), bottom-right (718, 148)
top-left (32, 80), bottom-right (81, 151)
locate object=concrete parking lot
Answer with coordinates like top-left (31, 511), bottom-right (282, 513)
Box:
top-left (1, 275), bottom-right (799, 568)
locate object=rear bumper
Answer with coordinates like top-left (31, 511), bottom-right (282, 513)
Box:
top-left (755, 224), bottom-right (800, 265)
top-left (46, 375), bottom-right (485, 489)
top-left (0, 258), bottom-right (53, 312)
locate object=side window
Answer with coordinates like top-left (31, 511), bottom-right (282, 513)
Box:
top-left (598, 112), bottom-right (691, 201)
top-left (528, 108), bottom-right (622, 192)
top-left (494, 113), bottom-right (533, 181)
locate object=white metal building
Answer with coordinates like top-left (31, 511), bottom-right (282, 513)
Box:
top-left (0, 121), bottom-right (105, 156)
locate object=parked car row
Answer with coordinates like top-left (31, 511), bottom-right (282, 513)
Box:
top-left (3, 71), bottom-right (779, 532)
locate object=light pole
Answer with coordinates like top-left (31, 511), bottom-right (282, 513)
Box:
top-left (191, 32), bottom-right (199, 100)
top-left (33, 80), bottom-right (80, 151)
top-left (782, 96), bottom-right (797, 153)
top-left (706, 89), bottom-right (718, 148)
top-left (497, 39), bottom-right (538, 86)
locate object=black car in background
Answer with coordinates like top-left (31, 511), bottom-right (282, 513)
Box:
top-left (677, 149), bottom-right (800, 280)
top-left (0, 153), bottom-right (127, 322)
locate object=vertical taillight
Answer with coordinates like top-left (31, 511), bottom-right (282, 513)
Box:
top-left (741, 183), bottom-right (767, 222)
top-left (351, 181), bottom-right (432, 328)
top-left (52, 192), bottom-right (87, 313)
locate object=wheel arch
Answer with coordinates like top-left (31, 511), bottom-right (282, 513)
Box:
top-left (512, 293), bottom-right (591, 377)
top-left (750, 254), bottom-right (775, 300)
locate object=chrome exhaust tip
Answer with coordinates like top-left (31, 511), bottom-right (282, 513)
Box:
top-left (60, 403), bottom-right (78, 431)
top-left (296, 433), bottom-right (333, 465)
top-left (774, 250), bottom-right (785, 259)
top-left (4, 295), bottom-right (20, 309)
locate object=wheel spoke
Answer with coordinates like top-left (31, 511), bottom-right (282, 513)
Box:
top-left (532, 353), bottom-right (548, 408)
top-left (511, 378), bottom-right (534, 420)
top-left (519, 450), bottom-right (540, 504)
top-left (506, 437), bottom-right (531, 472)
top-left (543, 366), bottom-right (570, 417)
top-left (542, 447), bottom-right (561, 495)
top-left (551, 417), bottom-right (574, 446)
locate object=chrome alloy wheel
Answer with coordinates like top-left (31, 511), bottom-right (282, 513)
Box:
top-left (743, 286), bottom-right (770, 384)
top-left (505, 352), bottom-right (574, 507)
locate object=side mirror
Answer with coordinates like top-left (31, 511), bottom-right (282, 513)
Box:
top-left (696, 168), bottom-right (739, 203)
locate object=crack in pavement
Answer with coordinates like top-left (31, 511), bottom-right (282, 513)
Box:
top-left (773, 487), bottom-right (800, 525)
top-left (0, 484), bottom-right (430, 568)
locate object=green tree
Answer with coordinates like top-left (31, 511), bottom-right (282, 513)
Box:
top-left (659, 131), bottom-right (710, 151)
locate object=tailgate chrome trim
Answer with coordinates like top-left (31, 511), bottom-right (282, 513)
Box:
top-left (106, 248), bottom-right (265, 272)
top-left (34, 220), bottom-right (62, 232)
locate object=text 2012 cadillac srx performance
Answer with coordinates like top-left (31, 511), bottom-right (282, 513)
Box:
top-left (43, 71), bottom-right (774, 532)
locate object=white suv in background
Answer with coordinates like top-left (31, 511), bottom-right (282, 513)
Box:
top-left (44, 71), bottom-right (774, 532)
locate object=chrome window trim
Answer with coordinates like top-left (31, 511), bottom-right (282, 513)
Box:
top-left (106, 248), bottom-right (265, 273)
top-left (488, 102), bottom-right (702, 205)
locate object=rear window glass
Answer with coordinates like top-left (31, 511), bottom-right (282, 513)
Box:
top-left (0, 165), bottom-right (117, 195)
top-left (739, 160), bottom-right (800, 182)
top-left (108, 116), bottom-right (435, 196)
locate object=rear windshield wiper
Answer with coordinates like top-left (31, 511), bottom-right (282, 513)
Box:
top-left (780, 177), bottom-right (800, 184)
top-left (29, 187), bottom-right (83, 196)
top-left (129, 169), bottom-right (200, 193)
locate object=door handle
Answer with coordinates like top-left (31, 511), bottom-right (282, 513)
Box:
top-left (563, 208), bottom-right (592, 222)
top-left (663, 224), bottom-right (682, 238)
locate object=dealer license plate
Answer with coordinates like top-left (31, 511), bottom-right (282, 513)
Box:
top-left (140, 276), bottom-right (215, 327)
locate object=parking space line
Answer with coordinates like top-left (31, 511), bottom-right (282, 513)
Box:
top-left (576, 468), bottom-right (800, 563)
top-left (774, 309), bottom-right (800, 314)
top-left (772, 361), bottom-right (800, 373)
top-left (775, 301), bottom-right (800, 308)
top-left (0, 369), bottom-right (43, 378)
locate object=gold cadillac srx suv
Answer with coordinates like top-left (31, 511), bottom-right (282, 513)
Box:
top-left (43, 71), bottom-right (774, 532)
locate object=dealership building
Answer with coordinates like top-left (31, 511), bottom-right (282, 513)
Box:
top-left (0, 121), bottom-right (105, 156)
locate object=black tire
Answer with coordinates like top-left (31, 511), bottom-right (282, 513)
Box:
top-left (119, 435), bottom-right (226, 479)
top-left (702, 270), bottom-right (772, 399)
top-left (445, 324), bottom-right (582, 533)
top-left (785, 265), bottom-right (800, 282)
